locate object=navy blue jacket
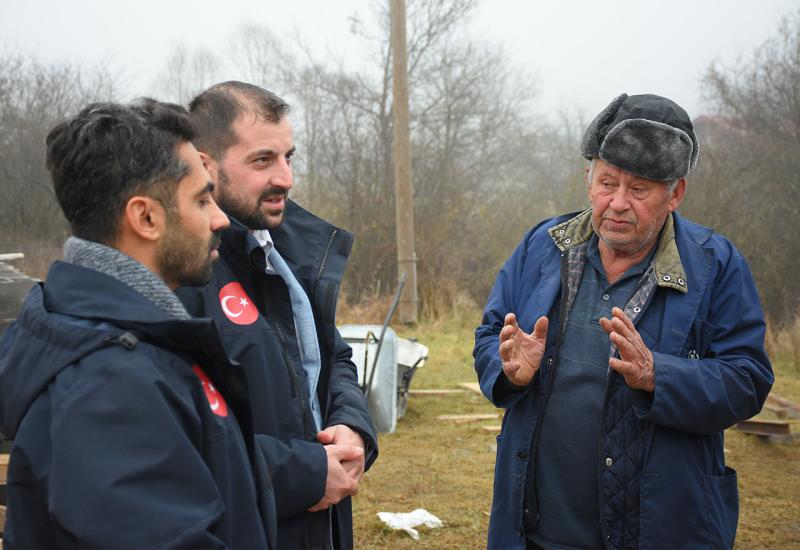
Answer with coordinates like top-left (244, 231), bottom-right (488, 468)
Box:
top-left (474, 211), bottom-right (773, 549)
top-left (178, 200), bottom-right (378, 550)
top-left (0, 262), bottom-right (276, 549)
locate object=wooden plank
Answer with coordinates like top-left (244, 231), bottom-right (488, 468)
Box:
top-left (437, 414), bottom-right (499, 424)
top-left (736, 419), bottom-right (792, 436)
top-left (482, 425), bottom-right (502, 433)
top-left (459, 382), bottom-right (482, 395)
top-left (765, 393), bottom-right (800, 419)
top-left (0, 454), bottom-right (7, 484)
top-left (409, 389), bottom-right (464, 397)
top-left (0, 253), bottom-right (23, 261)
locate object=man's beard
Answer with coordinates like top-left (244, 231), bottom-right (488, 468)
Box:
top-left (215, 166), bottom-right (287, 230)
top-left (157, 217), bottom-right (221, 288)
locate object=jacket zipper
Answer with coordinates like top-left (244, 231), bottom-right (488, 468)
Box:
top-left (528, 253), bottom-right (571, 533)
top-left (312, 229), bottom-right (337, 321)
top-left (269, 317), bottom-right (317, 436)
top-left (310, 229), bottom-right (338, 413)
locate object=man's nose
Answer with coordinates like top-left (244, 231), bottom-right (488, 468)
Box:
top-left (270, 158), bottom-right (294, 190)
top-left (609, 186), bottom-right (632, 210)
top-left (210, 198), bottom-right (230, 231)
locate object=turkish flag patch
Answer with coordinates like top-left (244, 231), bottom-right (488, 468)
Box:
top-left (218, 282), bottom-right (258, 325)
top-left (192, 365), bottom-right (229, 417)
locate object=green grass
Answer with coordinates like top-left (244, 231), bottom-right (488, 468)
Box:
top-left (352, 313), bottom-right (800, 549)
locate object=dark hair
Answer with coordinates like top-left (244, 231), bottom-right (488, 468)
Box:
top-left (188, 81), bottom-right (290, 160)
top-left (46, 98), bottom-right (196, 244)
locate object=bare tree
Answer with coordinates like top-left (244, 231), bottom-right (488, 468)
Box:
top-left (693, 8), bottom-right (800, 325)
top-left (0, 52), bottom-right (119, 272)
top-left (152, 44), bottom-right (223, 105)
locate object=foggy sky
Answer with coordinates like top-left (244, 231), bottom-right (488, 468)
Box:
top-left (0, 0), bottom-right (795, 118)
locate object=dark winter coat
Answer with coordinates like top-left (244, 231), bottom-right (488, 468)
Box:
top-left (0, 261), bottom-right (276, 549)
top-left (474, 210), bottom-right (773, 550)
top-left (178, 200), bottom-right (378, 550)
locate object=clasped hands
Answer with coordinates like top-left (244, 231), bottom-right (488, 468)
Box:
top-left (307, 424), bottom-right (365, 512)
top-left (499, 307), bottom-right (654, 392)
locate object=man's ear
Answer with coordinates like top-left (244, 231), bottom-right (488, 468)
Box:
top-left (121, 195), bottom-right (165, 243)
top-left (199, 151), bottom-right (219, 183)
top-left (668, 178), bottom-right (687, 212)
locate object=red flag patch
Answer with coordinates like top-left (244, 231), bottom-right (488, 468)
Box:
top-left (192, 365), bottom-right (228, 417)
top-left (218, 282), bottom-right (258, 325)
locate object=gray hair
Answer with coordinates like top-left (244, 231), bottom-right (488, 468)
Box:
top-left (587, 159), bottom-right (678, 193)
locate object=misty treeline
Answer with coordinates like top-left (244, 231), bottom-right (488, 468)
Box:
top-left (1, 1), bottom-right (798, 326)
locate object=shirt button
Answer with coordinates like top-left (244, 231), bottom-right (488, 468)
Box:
top-left (547, 357), bottom-right (553, 364)
top-left (605, 457), bottom-right (613, 467)
top-left (602, 293), bottom-right (610, 301)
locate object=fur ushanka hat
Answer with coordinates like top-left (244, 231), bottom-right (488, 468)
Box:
top-left (581, 93), bottom-right (699, 182)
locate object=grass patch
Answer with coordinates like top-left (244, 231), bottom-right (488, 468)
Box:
top-left (352, 312), bottom-right (800, 548)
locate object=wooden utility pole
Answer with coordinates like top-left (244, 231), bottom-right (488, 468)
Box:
top-left (390, 0), bottom-right (418, 323)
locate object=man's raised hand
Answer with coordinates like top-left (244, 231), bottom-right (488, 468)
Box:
top-left (499, 313), bottom-right (549, 387)
top-left (599, 307), bottom-right (655, 392)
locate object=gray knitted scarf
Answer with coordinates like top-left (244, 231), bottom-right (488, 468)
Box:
top-left (63, 236), bottom-right (190, 320)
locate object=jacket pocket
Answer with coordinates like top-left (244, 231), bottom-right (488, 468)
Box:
top-left (687, 319), bottom-right (718, 359)
top-left (639, 472), bottom-right (707, 549)
top-left (703, 466), bottom-right (738, 549)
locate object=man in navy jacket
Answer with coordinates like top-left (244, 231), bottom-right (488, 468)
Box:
top-left (179, 81), bottom-right (378, 550)
top-left (0, 100), bottom-right (275, 548)
top-left (474, 94), bottom-right (773, 549)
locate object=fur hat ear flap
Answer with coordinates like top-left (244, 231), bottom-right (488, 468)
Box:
top-left (580, 93), bottom-right (628, 160)
top-left (688, 127), bottom-right (699, 170)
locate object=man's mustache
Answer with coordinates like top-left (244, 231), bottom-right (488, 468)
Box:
top-left (209, 232), bottom-right (222, 252)
top-left (259, 188), bottom-right (288, 202)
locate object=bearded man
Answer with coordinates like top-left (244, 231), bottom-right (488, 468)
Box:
top-left (0, 99), bottom-right (276, 549)
top-left (178, 82), bottom-right (377, 550)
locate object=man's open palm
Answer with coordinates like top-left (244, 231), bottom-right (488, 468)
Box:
top-left (499, 313), bottom-right (549, 387)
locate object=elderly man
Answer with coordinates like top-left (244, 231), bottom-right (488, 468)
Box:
top-left (474, 93), bottom-right (773, 550)
top-left (178, 81), bottom-right (378, 550)
top-left (0, 100), bottom-right (275, 548)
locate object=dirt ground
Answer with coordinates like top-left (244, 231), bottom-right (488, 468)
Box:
top-left (352, 317), bottom-right (800, 549)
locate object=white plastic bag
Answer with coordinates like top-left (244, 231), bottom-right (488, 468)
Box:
top-left (377, 508), bottom-right (443, 540)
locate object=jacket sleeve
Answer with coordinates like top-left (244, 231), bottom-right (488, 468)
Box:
top-left (324, 329), bottom-right (379, 470)
top-left (255, 433), bottom-right (328, 517)
top-left (47, 353), bottom-right (232, 549)
top-left (473, 231), bottom-right (536, 410)
top-left (633, 247), bottom-right (774, 434)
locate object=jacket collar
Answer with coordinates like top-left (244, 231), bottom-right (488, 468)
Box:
top-left (547, 209), bottom-right (688, 294)
top-left (43, 261), bottom-right (226, 352)
top-left (219, 199), bottom-right (354, 286)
